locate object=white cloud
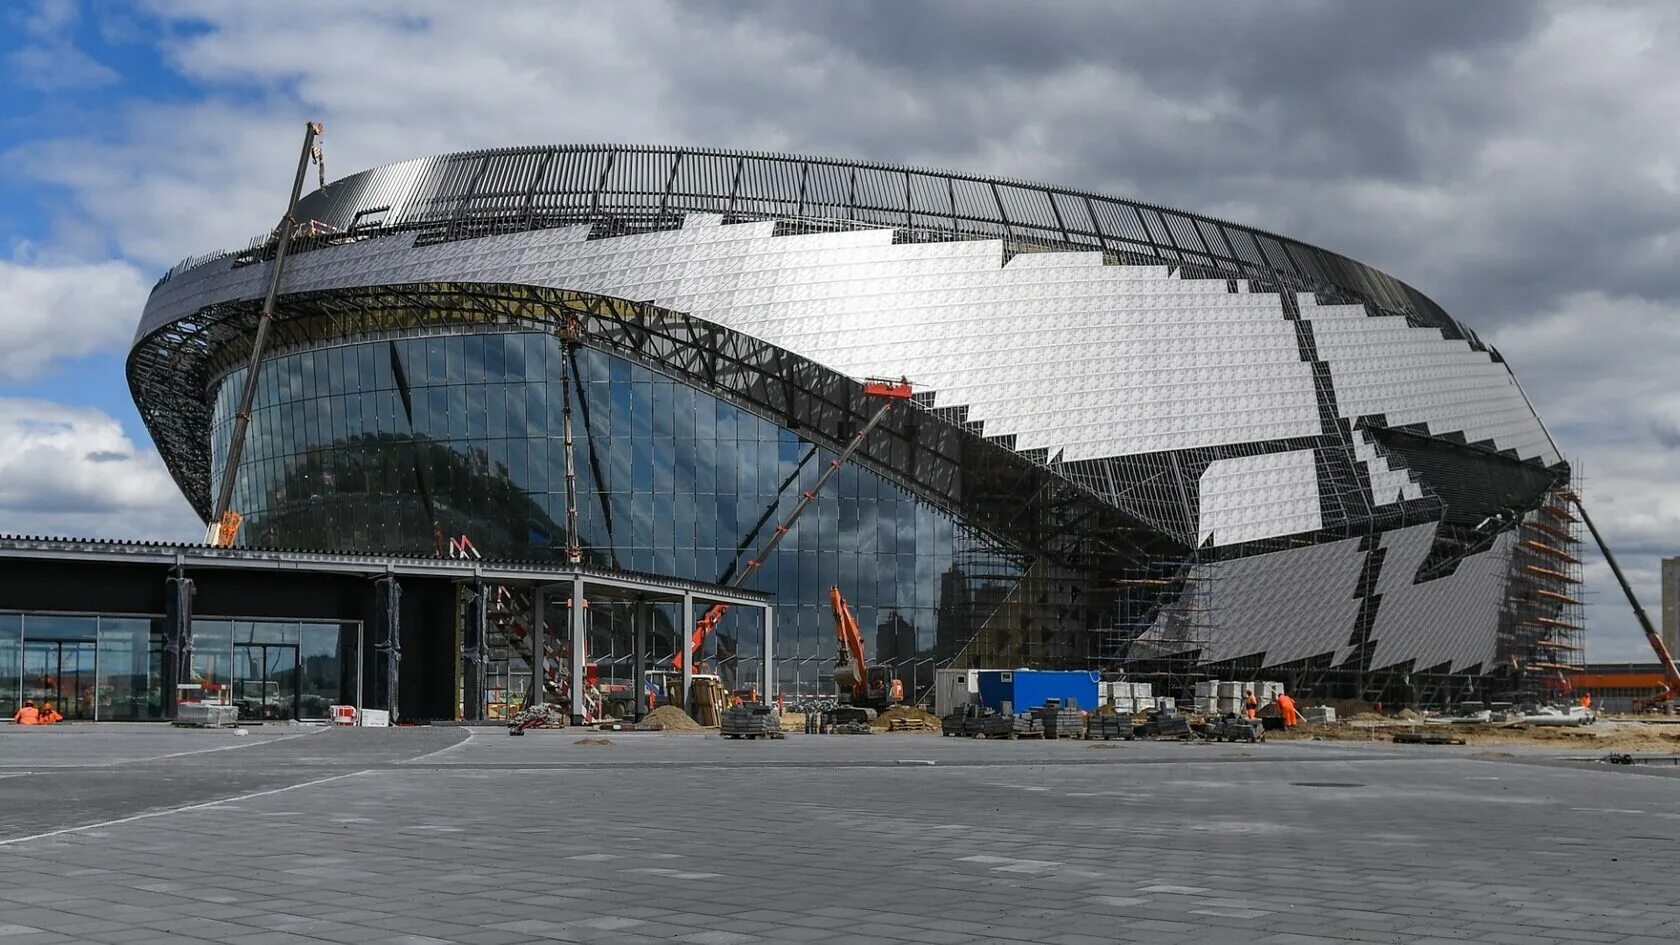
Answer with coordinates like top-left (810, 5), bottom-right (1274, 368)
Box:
top-left (0, 258), bottom-right (152, 382)
top-left (0, 398), bottom-right (199, 540)
top-left (1491, 292), bottom-right (1680, 663)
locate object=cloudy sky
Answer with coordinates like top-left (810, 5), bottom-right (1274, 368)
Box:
top-left (2, 0), bottom-right (1676, 660)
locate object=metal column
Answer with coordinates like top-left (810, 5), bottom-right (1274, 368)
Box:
top-left (529, 587), bottom-right (546, 707)
top-left (461, 580), bottom-right (487, 721)
top-left (762, 605), bottom-right (774, 705)
top-left (570, 577), bottom-right (587, 725)
top-left (681, 592), bottom-right (694, 715)
top-left (374, 575), bottom-right (401, 722)
top-left (162, 570), bottom-right (193, 718)
top-left (632, 597), bottom-right (647, 721)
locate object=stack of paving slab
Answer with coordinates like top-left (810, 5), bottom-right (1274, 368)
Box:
top-left (721, 703), bottom-right (783, 738)
top-left (1302, 705), bottom-right (1337, 724)
top-left (1086, 712), bottom-right (1133, 740)
top-left (1035, 699), bottom-right (1085, 739)
top-left (1194, 680), bottom-right (1282, 716)
top-left (173, 703), bottom-right (239, 727)
top-left (1101, 681), bottom-right (1154, 715)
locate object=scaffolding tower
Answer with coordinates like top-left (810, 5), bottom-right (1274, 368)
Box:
top-left (1107, 553), bottom-right (1218, 700)
top-left (1503, 487), bottom-right (1586, 700)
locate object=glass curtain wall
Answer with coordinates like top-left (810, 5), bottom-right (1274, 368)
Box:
top-left (0, 613), bottom-right (355, 721)
top-left (1, 613), bottom-right (19, 718)
top-left (191, 619), bottom-right (358, 721)
top-left (211, 332), bottom-right (1025, 698)
top-left (1, 614), bottom-right (164, 721)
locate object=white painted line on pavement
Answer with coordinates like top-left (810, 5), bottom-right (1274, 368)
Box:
top-left (107, 725), bottom-right (331, 766)
top-left (0, 769), bottom-right (369, 847)
top-left (402, 726), bottom-right (475, 764)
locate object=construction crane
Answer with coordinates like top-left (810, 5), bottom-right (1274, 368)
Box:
top-left (1568, 492), bottom-right (1680, 710)
top-left (671, 377), bottom-right (914, 673)
top-left (206, 121), bottom-right (326, 546)
top-left (828, 584), bottom-right (903, 724)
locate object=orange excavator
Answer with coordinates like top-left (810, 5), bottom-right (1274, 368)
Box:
top-left (828, 585), bottom-right (903, 725)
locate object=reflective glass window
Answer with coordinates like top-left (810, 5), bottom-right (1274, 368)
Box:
top-left (1, 613), bottom-right (19, 717)
top-left (96, 617), bottom-right (165, 721)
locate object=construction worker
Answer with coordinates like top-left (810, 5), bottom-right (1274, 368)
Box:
top-left (1276, 690), bottom-right (1301, 728)
top-left (1243, 689), bottom-right (1259, 719)
top-left (1579, 692), bottom-right (1592, 710)
top-left (11, 700), bottom-right (39, 725)
top-left (39, 702), bottom-right (63, 725)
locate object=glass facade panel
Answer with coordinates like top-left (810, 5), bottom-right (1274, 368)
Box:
top-left (96, 617), bottom-right (165, 721)
top-left (191, 620), bottom-right (235, 706)
top-left (212, 332), bottom-right (1025, 697)
top-left (1, 613), bottom-right (19, 718)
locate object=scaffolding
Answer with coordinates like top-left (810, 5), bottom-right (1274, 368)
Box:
top-left (1502, 487), bottom-right (1585, 700)
top-left (1106, 552), bottom-right (1219, 700)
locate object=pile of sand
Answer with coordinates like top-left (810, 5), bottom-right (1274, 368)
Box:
top-left (642, 705), bottom-right (706, 732)
top-left (871, 706), bottom-right (942, 731)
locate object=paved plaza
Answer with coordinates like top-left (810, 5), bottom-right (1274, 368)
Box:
top-left (1, 725), bottom-right (1677, 944)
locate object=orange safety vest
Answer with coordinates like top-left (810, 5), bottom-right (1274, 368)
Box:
top-left (40, 709), bottom-right (63, 724)
top-left (1277, 695), bottom-right (1300, 726)
top-left (12, 706), bottom-right (39, 725)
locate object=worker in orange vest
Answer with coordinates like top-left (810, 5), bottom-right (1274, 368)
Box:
top-left (39, 702), bottom-right (63, 725)
top-left (11, 700), bottom-right (39, 725)
top-left (1276, 691), bottom-right (1301, 728)
top-left (1579, 692), bottom-right (1592, 710)
top-left (1243, 689), bottom-right (1258, 719)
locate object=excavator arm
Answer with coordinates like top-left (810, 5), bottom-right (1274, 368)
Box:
top-left (829, 586), bottom-right (869, 691)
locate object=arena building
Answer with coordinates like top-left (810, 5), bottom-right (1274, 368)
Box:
top-left (110, 145), bottom-right (1581, 717)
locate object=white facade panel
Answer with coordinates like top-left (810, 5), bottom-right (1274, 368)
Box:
top-left (1197, 450), bottom-right (1323, 546)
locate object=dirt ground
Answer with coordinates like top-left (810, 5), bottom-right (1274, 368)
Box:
top-left (1271, 719), bottom-right (1680, 752)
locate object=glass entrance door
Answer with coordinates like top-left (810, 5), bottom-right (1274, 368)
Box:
top-left (23, 640), bottom-right (96, 720)
top-left (234, 643), bottom-right (299, 721)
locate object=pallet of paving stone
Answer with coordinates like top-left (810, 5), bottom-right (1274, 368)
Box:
top-left (721, 703), bottom-right (784, 739)
top-left (1037, 707), bottom-right (1086, 739)
top-left (889, 717), bottom-right (934, 732)
top-left (1392, 730), bottom-right (1465, 745)
top-left (1085, 714), bottom-right (1134, 740)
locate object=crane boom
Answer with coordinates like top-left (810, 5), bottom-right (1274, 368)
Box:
top-left (206, 121), bottom-right (326, 546)
top-left (1569, 492), bottom-right (1680, 707)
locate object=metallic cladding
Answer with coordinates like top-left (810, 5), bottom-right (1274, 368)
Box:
top-left (128, 145), bottom-right (1571, 681)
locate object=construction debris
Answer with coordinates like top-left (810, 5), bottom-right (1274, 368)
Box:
top-left (508, 704), bottom-right (567, 732)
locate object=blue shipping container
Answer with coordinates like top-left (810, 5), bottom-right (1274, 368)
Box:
top-left (976, 670), bottom-right (1100, 714)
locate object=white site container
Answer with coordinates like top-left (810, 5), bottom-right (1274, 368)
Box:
top-left (359, 709), bottom-right (390, 728)
top-left (934, 669), bottom-right (980, 716)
